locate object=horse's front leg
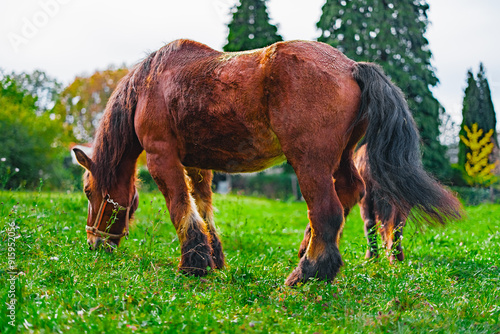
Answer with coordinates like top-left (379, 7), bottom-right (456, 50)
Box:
top-left (147, 153), bottom-right (215, 276)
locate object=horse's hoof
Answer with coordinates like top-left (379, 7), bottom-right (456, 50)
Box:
top-left (180, 248), bottom-right (214, 276)
top-left (286, 249), bottom-right (342, 286)
top-left (180, 265), bottom-right (210, 277)
top-left (210, 233), bottom-right (225, 270)
top-left (179, 224), bottom-right (215, 276)
top-left (285, 267), bottom-right (304, 286)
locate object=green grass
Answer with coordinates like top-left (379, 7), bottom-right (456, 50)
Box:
top-left (1, 190), bottom-right (499, 333)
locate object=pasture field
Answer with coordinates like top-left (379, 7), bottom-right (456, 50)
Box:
top-left (1, 190), bottom-right (499, 333)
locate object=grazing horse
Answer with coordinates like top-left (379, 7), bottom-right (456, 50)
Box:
top-left (73, 39), bottom-right (462, 286)
top-left (354, 144), bottom-right (409, 263)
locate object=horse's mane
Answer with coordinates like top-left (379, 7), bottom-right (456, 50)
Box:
top-left (90, 66), bottom-right (139, 193)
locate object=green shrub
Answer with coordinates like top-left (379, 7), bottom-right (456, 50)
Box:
top-left (231, 172), bottom-right (301, 201)
top-left (452, 186), bottom-right (491, 205)
top-left (137, 167), bottom-right (158, 192)
top-left (0, 75), bottom-right (67, 190)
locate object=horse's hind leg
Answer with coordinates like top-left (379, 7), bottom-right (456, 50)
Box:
top-left (388, 211), bottom-right (406, 263)
top-left (334, 152), bottom-right (366, 217)
top-left (186, 168), bottom-right (225, 269)
top-left (297, 154), bottom-right (365, 259)
top-left (379, 209), bottom-right (405, 264)
top-left (285, 163), bottom-right (345, 286)
top-left (146, 153), bottom-right (214, 276)
top-left (359, 191), bottom-right (379, 259)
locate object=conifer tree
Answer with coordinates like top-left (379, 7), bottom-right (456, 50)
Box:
top-left (477, 64), bottom-right (498, 146)
top-left (459, 64), bottom-right (498, 173)
top-left (459, 70), bottom-right (480, 167)
top-left (317, 0), bottom-right (449, 179)
top-left (224, 0), bottom-right (283, 52)
top-left (459, 124), bottom-right (497, 187)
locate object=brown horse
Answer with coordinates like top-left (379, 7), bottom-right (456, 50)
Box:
top-left (354, 144), bottom-right (409, 263)
top-left (73, 39), bottom-right (462, 286)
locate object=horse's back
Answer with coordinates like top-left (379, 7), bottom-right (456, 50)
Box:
top-left (135, 40), bottom-right (361, 173)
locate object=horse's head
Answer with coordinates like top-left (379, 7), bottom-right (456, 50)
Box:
top-left (73, 148), bottom-right (139, 251)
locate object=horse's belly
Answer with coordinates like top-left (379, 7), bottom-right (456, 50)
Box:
top-left (183, 151), bottom-right (286, 173)
top-left (181, 129), bottom-right (286, 173)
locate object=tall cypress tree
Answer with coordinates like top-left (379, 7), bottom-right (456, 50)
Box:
top-left (459, 70), bottom-right (480, 168)
top-left (477, 63), bottom-right (498, 146)
top-left (317, 0), bottom-right (449, 179)
top-left (459, 64), bottom-right (498, 169)
top-left (224, 0), bottom-right (283, 52)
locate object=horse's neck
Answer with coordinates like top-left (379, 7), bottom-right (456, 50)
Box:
top-left (112, 142), bottom-right (143, 196)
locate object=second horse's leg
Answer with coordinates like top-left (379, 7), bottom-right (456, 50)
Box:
top-left (360, 192), bottom-right (379, 260)
top-left (386, 211), bottom-right (406, 263)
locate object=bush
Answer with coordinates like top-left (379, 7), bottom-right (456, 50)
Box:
top-left (231, 172), bottom-right (301, 201)
top-left (137, 167), bottom-right (158, 192)
top-left (0, 75), bottom-right (68, 190)
top-left (452, 186), bottom-right (492, 206)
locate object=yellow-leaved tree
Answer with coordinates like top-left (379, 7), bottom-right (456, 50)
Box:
top-left (459, 123), bottom-right (497, 186)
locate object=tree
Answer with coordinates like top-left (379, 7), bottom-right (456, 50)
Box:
top-left (0, 73), bottom-right (67, 189)
top-left (317, 0), bottom-right (450, 180)
top-left (224, 0), bottom-right (283, 52)
top-left (460, 124), bottom-right (497, 187)
top-left (11, 70), bottom-right (62, 112)
top-left (57, 66), bottom-right (129, 142)
top-left (458, 64), bottom-right (498, 171)
top-left (477, 64), bottom-right (498, 147)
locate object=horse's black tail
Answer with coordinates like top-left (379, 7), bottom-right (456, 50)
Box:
top-left (352, 62), bottom-right (463, 225)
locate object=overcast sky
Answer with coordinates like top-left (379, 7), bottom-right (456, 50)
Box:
top-left (1, 0), bottom-right (499, 129)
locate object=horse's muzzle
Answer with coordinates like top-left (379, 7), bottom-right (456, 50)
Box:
top-left (87, 234), bottom-right (117, 252)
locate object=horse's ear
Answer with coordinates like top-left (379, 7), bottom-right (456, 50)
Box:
top-left (73, 148), bottom-right (93, 171)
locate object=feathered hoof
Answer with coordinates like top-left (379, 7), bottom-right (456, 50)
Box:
top-left (285, 248), bottom-right (343, 286)
top-left (179, 228), bottom-right (215, 277)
